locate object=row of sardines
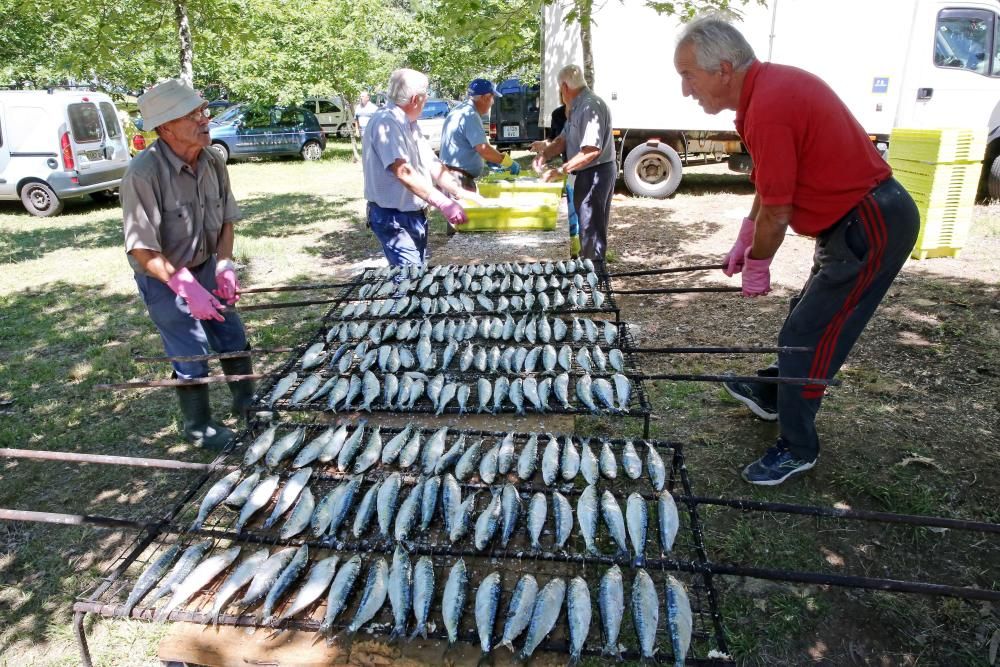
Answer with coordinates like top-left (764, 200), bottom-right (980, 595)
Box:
top-left (365, 257), bottom-right (601, 285)
top-left (267, 368), bottom-right (634, 415)
top-left (357, 261), bottom-right (604, 301)
top-left (190, 428), bottom-right (683, 561)
top-left (119, 543), bottom-right (693, 665)
top-left (240, 424), bottom-right (669, 488)
top-left (323, 313), bottom-right (620, 347)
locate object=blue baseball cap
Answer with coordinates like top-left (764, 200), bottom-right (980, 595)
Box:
top-left (468, 78), bottom-right (501, 97)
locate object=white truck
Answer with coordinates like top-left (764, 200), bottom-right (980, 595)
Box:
top-left (542, 0), bottom-right (1000, 198)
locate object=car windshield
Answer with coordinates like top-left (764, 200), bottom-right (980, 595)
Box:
top-left (213, 104), bottom-right (244, 123)
top-left (420, 100), bottom-right (450, 119)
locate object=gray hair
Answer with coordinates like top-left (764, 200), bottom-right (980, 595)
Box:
top-left (388, 69), bottom-right (429, 106)
top-left (677, 16), bottom-right (756, 73)
top-left (557, 64), bottom-right (588, 91)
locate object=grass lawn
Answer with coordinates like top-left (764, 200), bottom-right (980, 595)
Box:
top-left (1, 143), bottom-right (998, 665)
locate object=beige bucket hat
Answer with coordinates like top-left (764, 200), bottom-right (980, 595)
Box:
top-left (138, 79), bottom-right (204, 130)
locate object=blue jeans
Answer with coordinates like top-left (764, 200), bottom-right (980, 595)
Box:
top-left (134, 256), bottom-right (249, 380)
top-left (367, 202), bottom-right (428, 267)
top-left (573, 161), bottom-right (616, 261)
top-left (564, 182), bottom-right (580, 237)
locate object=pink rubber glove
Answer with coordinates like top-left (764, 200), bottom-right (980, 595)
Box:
top-left (741, 248), bottom-right (772, 297)
top-left (427, 189), bottom-right (468, 226)
top-left (213, 258), bottom-right (240, 304)
top-left (167, 267), bottom-right (225, 321)
top-left (723, 216), bottom-right (756, 277)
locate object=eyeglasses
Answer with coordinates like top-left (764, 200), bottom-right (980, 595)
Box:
top-left (184, 106), bottom-right (210, 122)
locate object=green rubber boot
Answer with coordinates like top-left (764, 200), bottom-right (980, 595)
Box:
top-left (570, 235), bottom-right (581, 259)
top-left (175, 383), bottom-right (235, 450)
top-left (219, 351), bottom-right (256, 419)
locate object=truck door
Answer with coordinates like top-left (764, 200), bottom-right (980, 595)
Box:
top-left (0, 102), bottom-right (11, 197)
top-left (236, 105), bottom-right (274, 155)
top-left (896, 5), bottom-right (1000, 129)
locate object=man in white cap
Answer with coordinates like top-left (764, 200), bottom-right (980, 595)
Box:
top-left (120, 79), bottom-right (252, 450)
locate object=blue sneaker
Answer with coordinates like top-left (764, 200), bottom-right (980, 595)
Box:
top-left (724, 379), bottom-right (778, 421)
top-left (741, 444), bottom-right (816, 486)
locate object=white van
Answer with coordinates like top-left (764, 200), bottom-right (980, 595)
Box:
top-left (303, 95), bottom-right (352, 137)
top-left (0, 89), bottom-right (130, 216)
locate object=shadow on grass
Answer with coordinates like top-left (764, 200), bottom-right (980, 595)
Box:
top-left (0, 208), bottom-right (123, 264)
top-left (236, 193), bottom-right (361, 239)
top-left (0, 281), bottom-right (227, 656)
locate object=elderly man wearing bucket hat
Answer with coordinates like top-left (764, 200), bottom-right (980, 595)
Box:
top-left (120, 79), bottom-right (252, 450)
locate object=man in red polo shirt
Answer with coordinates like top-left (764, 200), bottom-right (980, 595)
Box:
top-left (674, 17), bottom-right (919, 485)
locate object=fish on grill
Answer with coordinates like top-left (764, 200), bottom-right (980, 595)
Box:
top-left (289, 372), bottom-right (322, 405)
top-left (236, 546), bottom-right (297, 611)
top-left (659, 489), bottom-right (680, 553)
top-left (243, 425), bottom-right (277, 467)
top-left (601, 489), bottom-right (629, 557)
top-left (632, 568), bottom-right (659, 660)
top-left (262, 467), bottom-right (311, 529)
top-left (527, 493), bottom-right (546, 550)
top-left (376, 473), bottom-right (402, 538)
top-left (580, 439), bottom-right (599, 485)
top-left (553, 491), bottom-right (573, 549)
top-left (410, 555), bottom-right (435, 640)
top-left (261, 544), bottom-right (308, 623)
top-left (474, 489), bottom-right (503, 550)
top-left (420, 475), bottom-right (441, 532)
top-left (235, 475), bottom-right (280, 533)
top-left (567, 577), bottom-right (592, 666)
top-left (599, 565), bottom-right (625, 659)
top-left (455, 438), bottom-right (483, 481)
top-left (394, 479), bottom-right (424, 542)
top-left (442, 559), bottom-right (468, 645)
top-left (264, 427), bottom-right (305, 468)
top-left (280, 486), bottom-right (315, 540)
top-left (345, 557), bottom-right (389, 635)
top-left (267, 371), bottom-right (297, 407)
top-left (190, 469), bottom-right (241, 531)
top-left (122, 544), bottom-right (181, 617)
top-left (647, 442), bottom-right (667, 491)
top-left (518, 577), bottom-right (566, 660)
top-left (666, 576), bottom-right (693, 667)
top-left (499, 484), bottom-right (521, 547)
top-left (292, 426), bottom-right (336, 468)
top-left (599, 440), bottom-right (618, 479)
top-left (626, 492), bottom-right (649, 566)
top-left (476, 571), bottom-right (503, 655)
top-left (388, 546), bottom-right (413, 640)
top-left (561, 435), bottom-right (580, 481)
top-left (353, 480), bottom-right (381, 539)
top-left (622, 440), bottom-right (642, 479)
top-left (319, 554), bottom-right (362, 637)
top-left (209, 548), bottom-right (269, 625)
top-left (352, 425), bottom-right (382, 474)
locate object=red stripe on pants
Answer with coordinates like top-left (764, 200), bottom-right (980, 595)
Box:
top-left (804, 195), bottom-right (889, 392)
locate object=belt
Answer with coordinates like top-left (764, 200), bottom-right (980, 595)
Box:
top-left (446, 165), bottom-right (476, 180)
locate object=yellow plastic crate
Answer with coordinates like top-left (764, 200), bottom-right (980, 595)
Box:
top-left (890, 159), bottom-right (982, 208)
top-left (458, 204), bottom-right (558, 232)
top-left (478, 177), bottom-right (565, 197)
top-left (910, 203), bottom-right (973, 259)
top-left (889, 128), bottom-right (987, 164)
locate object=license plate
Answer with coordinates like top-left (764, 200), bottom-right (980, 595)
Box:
top-left (503, 125), bottom-right (520, 139)
top-left (85, 149), bottom-right (104, 161)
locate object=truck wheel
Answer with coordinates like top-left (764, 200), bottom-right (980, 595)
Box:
top-left (988, 154), bottom-right (1000, 200)
top-left (337, 123), bottom-right (350, 138)
top-left (623, 142), bottom-right (683, 198)
top-left (20, 181), bottom-right (65, 217)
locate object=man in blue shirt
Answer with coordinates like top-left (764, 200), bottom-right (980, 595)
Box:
top-left (440, 78), bottom-right (521, 191)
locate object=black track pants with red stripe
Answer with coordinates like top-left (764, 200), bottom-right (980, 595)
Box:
top-left (775, 177), bottom-right (919, 461)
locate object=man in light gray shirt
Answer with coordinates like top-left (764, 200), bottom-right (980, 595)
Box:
top-left (121, 79), bottom-right (251, 450)
top-left (362, 68), bottom-right (471, 266)
top-left (532, 64), bottom-right (617, 261)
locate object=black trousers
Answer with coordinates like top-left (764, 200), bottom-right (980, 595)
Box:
top-left (573, 160), bottom-right (616, 261)
top-left (759, 178), bottom-right (920, 460)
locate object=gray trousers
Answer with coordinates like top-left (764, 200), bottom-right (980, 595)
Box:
top-left (573, 161), bottom-right (616, 261)
top-left (757, 178), bottom-right (919, 460)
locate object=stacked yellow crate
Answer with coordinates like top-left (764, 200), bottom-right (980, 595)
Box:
top-left (888, 128), bottom-right (986, 259)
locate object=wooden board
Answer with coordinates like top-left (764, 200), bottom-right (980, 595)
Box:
top-left (159, 622), bottom-right (568, 666)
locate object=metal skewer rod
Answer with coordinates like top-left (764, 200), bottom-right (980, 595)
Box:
top-left (133, 348), bottom-right (292, 363)
top-left (626, 346), bottom-right (813, 354)
top-left (0, 448), bottom-right (218, 471)
top-left (681, 495), bottom-right (1000, 534)
top-left (613, 286), bottom-right (741, 295)
top-left (239, 298), bottom-right (340, 312)
top-left (0, 509), bottom-right (157, 531)
top-left (94, 374), bottom-right (265, 391)
top-left (608, 263), bottom-right (726, 278)
top-left (237, 282), bottom-right (353, 294)
top-left (641, 373), bottom-right (840, 386)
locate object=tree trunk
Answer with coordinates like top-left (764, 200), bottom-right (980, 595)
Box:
top-left (579, 0), bottom-right (594, 87)
top-left (346, 99), bottom-right (360, 163)
top-left (174, 0), bottom-right (194, 86)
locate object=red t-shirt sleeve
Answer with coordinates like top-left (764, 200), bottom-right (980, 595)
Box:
top-left (748, 122), bottom-right (797, 206)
